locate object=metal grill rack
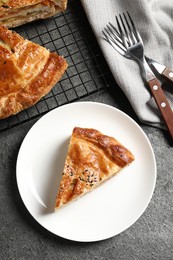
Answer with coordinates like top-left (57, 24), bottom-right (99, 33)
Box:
top-left (0, 0), bottom-right (115, 132)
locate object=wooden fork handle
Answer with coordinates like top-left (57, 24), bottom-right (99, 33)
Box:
top-left (148, 78), bottom-right (173, 140)
top-left (162, 67), bottom-right (173, 82)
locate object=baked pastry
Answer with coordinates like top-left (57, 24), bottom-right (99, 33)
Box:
top-left (55, 127), bottom-right (135, 211)
top-left (0, 0), bottom-right (67, 28)
top-left (0, 26), bottom-right (67, 119)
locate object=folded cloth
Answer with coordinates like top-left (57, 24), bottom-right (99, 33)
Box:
top-left (81, 0), bottom-right (173, 129)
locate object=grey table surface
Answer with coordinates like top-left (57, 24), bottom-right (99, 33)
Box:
top-left (0, 86), bottom-right (173, 260)
top-left (0, 0), bottom-right (173, 258)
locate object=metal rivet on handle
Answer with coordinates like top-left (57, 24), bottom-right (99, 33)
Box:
top-left (169, 72), bottom-right (173, 78)
top-left (153, 85), bottom-right (158, 90)
top-left (161, 102), bottom-right (166, 108)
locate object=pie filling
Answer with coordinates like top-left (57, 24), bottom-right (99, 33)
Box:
top-left (0, 3), bottom-right (62, 26)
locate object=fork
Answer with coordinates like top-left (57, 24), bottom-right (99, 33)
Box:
top-left (103, 12), bottom-right (173, 140)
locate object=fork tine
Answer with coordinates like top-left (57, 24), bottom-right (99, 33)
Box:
top-left (116, 15), bottom-right (123, 36)
top-left (122, 12), bottom-right (136, 45)
top-left (102, 30), bottom-right (109, 40)
top-left (116, 14), bottom-right (130, 48)
top-left (102, 26), bottom-right (127, 56)
top-left (119, 13), bottom-right (134, 47)
top-left (109, 21), bottom-right (132, 48)
top-left (103, 26), bottom-right (121, 46)
top-left (104, 27), bottom-right (114, 39)
top-left (107, 23), bottom-right (124, 45)
top-left (108, 22), bottom-right (119, 35)
top-left (119, 14), bottom-right (128, 36)
top-left (103, 24), bottom-right (123, 47)
top-left (106, 25), bottom-right (118, 41)
top-left (126, 11), bottom-right (143, 44)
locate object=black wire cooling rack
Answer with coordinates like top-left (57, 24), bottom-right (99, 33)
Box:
top-left (0, 0), bottom-right (115, 132)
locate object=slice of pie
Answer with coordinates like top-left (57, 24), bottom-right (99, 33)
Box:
top-left (0, 26), bottom-right (67, 119)
top-left (0, 0), bottom-right (68, 28)
top-left (55, 127), bottom-right (135, 211)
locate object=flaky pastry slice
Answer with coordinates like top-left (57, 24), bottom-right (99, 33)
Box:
top-left (0, 0), bottom-right (67, 28)
top-left (0, 26), bottom-right (67, 119)
top-left (55, 127), bottom-right (135, 211)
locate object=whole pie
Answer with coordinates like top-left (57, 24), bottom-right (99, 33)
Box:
top-left (0, 0), bottom-right (68, 28)
top-left (0, 25), bottom-right (68, 119)
top-left (55, 127), bottom-right (135, 211)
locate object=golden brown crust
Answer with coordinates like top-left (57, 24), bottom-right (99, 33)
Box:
top-left (0, 0), bottom-right (67, 28)
top-left (73, 127), bottom-right (134, 167)
top-left (0, 26), bottom-right (68, 119)
top-left (0, 0), bottom-right (66, 9)
top-left (55, 127), bottom-right (135, 211)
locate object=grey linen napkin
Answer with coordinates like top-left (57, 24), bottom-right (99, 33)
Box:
top-left (81, 0), bottom-right (173, 129)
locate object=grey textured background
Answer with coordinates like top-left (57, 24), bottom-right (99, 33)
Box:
top-left (0, 0), bottom-right (173, 258)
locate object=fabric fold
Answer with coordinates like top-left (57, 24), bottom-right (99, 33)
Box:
top-left (81, 0), bottom-right (173, 128)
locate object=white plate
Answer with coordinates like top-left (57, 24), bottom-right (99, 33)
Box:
top-left (16, 102), bottom-right (156, 242)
